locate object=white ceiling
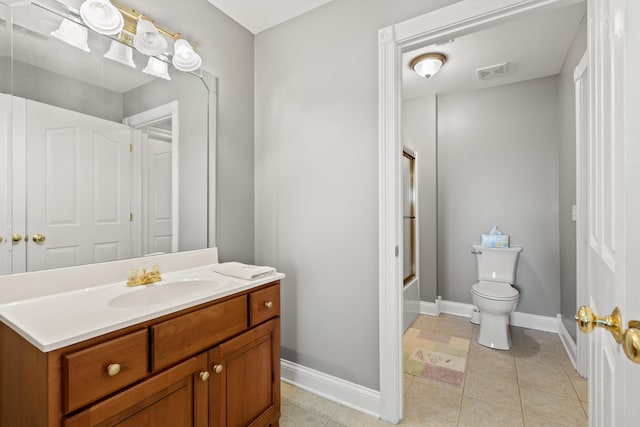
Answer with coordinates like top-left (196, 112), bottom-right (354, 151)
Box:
top-left (206, 0), bottom-right (335, 34)
top-left (402, 3), bottom-right (586, 99)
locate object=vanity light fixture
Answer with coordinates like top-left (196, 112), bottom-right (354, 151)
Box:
top-left (172, 39), bottom-right (202, 72)
top-left (142, 55), bottom-right (171, 80)
top-left (410, 52), bottom-right (447, 78)
top-left (50, 18), bottom-right (91, 52)
top-left (104, 39), bottom-right (136, 68)
top-left (132, 18), bottom-right (167, 56)
top-left (79, 0), bottom-right (124, 36)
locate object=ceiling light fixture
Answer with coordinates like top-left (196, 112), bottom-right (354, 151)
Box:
top-left (79, 0), bottom-right (124, 35)
top-left (410, 52), bottom-right (447, 78)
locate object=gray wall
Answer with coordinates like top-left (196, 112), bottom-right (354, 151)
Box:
top-left (1, 58), bottom-right (124, 122)
top-left (126, 0), bottom-right (256, 264)
top-left (402, 95), bottom-right (438, 302)
top-left (254, 0), bottom-right (458, 390)
top-left (558, 15), bottom-right (587, 340)
top-left (437, 76), bottom-right (561, 316)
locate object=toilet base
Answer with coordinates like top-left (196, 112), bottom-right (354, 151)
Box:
top-left (476, 311), bottom-right (512, 350)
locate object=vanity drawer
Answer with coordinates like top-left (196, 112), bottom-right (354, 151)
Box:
top-left (250, 283), bottom-right (280, 326)
top-left (151, 295), bottom-right (248, 371)
top-left (63, 329), bottom-right (148, 413)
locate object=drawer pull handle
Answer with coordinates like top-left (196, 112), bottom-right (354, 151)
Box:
top-left (213, 364), bottom-right (223, 374)
top-left (199, 371), bottom-right (210, 381)
top-left (106, 363), bottom-right (121, 377)
top-left (264, 301), bottom-right (274, 309)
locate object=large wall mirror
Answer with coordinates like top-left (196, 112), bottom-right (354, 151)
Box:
top-left (0, 0), bottom-right (217, 275)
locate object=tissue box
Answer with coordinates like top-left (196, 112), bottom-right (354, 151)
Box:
top-left (481, 234), bottom-right (510, 248)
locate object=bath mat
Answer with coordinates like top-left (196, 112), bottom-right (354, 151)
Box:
top-left (403, 328), bottom-right (470, 389)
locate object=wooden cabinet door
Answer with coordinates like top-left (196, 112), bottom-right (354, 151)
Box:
top-left (209, 319), bottom-right (280, 427)
top-left (65, 354), bottom-right (209, 427)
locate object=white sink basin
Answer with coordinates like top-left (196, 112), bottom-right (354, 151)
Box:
top-left (109, 279), bottom-right (224, 307)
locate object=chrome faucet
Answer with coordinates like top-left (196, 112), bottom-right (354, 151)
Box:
top-left (127, 265), bottom-right (161, 287)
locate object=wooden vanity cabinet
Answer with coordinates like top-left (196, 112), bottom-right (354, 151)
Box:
top-left (209, 319), bottom-right (280, 427)
top-left (0, 281), bottom-right (281, 427)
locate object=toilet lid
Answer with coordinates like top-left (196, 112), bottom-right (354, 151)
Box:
top-left (471, 281), bottom-right (519, 300)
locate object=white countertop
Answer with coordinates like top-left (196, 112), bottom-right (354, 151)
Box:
top-left (0, 265), bottom-right (284, 352)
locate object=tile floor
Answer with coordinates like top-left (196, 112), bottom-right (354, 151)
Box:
top-left (279, 314), bottom-right (588, 427)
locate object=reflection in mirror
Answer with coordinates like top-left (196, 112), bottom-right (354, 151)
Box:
top-left (0, 0), bottom-right (216, 275)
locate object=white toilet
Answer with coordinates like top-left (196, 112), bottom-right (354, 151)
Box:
top-left (470, 244), bottom-right (523, 350)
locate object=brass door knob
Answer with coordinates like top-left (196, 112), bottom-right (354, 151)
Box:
top-left (32, 233), bottom-right (46, 244)
top-left (0, 236), bottom-right (3, 243)
top-left (213, 364), bottom-right (223, 374)
top-left (575, 306), bottom-right (623, 343)
top-left (623, 321), bottom-right (640, 364)
top-left (265, 301), bottom-right (274, 309)
top-left (106, 363), bottom-right (121, 377)
top-left (12, 233), bottom-right (22, 243)
top-left (199, 371), bottom-right (210, 381)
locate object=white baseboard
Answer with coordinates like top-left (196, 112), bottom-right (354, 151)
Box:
top-left (433, 299), bottom-right (559, 332)
top-left (439, 299), bottom-right (474, 318)
top-left (281, 359), bottom-right (380, 418)
top-left (419, 299), bottom-right (439, 316)
top-left (558, 314), bottom-right (578, 369)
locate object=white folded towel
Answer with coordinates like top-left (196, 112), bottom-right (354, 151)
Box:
top-left (212, 262), bottom-right (275, 280)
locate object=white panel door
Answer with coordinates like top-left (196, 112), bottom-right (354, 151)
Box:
top-left (582, 1), bottom-right (640, 426)
top-left (143, 136), bottom-right (172, 255)
top-left (25, 100), bottom-right (132, 271)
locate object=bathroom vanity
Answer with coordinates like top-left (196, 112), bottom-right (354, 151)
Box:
top-left (0, 249), bottom-right (283, 427)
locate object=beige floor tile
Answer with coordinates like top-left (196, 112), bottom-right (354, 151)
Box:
top-left (580, 400), bottom-right (588, 417)
top-left (400, 405), bottom-right (456, 427)
top-left (329, 406), bottom-right (393, 427)
top-left (325, 422), bottom-right (343, 427)
top-left (412, 314), bottom-right (440, 331)
top-left (405, 375), bottom-right (463, 423)
top-left (281, 381), bottom-right (298, 400)
top-left (520, 387), bottom-right (587, 427)
top-left (467, 356), bottom-right (518, 385)
top-left (289, 388), bottom-right (340, 418)
top-left (517, 365), bottom-right (577, 398)
top-left (403, 373), bottom-right (414, 396)
top-left (524, 415), bottom-right (568, 426)
top-left (280, 402), bottom-right (329, 427)
top-left (458, 396), bottom-right (524, 427)
top-left (564, 367), bottom-right (588, 402)
top-left (464, 369), bottom-right (522, 411)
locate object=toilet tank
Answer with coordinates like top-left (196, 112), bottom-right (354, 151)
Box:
top-left (472, 244), bottom-right (523, 284)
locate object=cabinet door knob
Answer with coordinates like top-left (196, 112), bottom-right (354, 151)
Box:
top-left (199, 371), bottom-right (210, 381)
top-left (213, 364), bottom-right (223, 374)
top-left (264, 301), bottom-right (274, 309)
top-left (12, 233), bottom-right (22, 243)
top-left (106, 363), bottom-right (121, 377)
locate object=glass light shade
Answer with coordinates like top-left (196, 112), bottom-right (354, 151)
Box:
top-left (142, 56), bottom-right (171, 80)
top-left (410, 53), bottom-right (446, 78)
top-left (51, 19), bottom-right (90, 52)
top-left (79, 0), bottom-right (124, 36)
top-left (172, 39), bottom-right (202, 72)
top-left (133, 19), bottom-right (167, 56)
top-left (104, 40), bottom-right (136, 68)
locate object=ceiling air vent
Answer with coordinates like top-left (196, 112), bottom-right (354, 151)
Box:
top-left (476, 62), bottom-right (509, 80)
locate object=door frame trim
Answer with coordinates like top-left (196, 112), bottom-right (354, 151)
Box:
top-left (377, 0), bottom-right (586, 421)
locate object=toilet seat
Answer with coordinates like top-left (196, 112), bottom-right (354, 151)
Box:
top-left (471, 281), bottom-right (518, 301)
